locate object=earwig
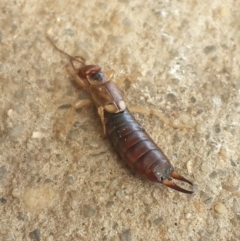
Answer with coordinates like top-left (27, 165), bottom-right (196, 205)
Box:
top-left (47, 36), bottom-right (193, 194)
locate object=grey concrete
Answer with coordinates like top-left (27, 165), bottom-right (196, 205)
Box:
top-left (0, 0), bottom-right (240, 240)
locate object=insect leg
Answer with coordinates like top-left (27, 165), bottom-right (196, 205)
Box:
top-left (61, 99), bottom-right (92, 133)
top-left (115, 75), bottom-right (138, 87)
top-left (97, 106), bottom-right (107, 137)
top-left (128, 106), bottom-right (191, 130)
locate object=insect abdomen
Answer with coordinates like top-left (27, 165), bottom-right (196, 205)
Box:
top-left (104, 109), bottom-right (174, 182)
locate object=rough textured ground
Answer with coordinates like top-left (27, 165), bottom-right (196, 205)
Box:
top-left (1, 0), bottom-right (240, 241)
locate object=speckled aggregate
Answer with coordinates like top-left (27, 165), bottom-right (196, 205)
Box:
top-left (0, 0), bottom-right (240, 240)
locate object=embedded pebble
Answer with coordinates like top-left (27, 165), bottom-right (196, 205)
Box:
top-left (171, 78), bottom-right (180, 84)
top-left (122, 17), bottom-right (132, 27)
top-left (235, 191), bottom-right (240, 198)
top-left (7, 109), bottom-right (14, 118)
top-left (17, 212), bottom-right (25, 221)
top-left (83, 205), bottom-right (96, 217)
top-left (4, 232), bottom-right (14, 241)
top-left (212, 97), bottom-right (222, 107)
top-left (126, 209), bottom-right (132, 214)
top-left (12, 187), bottom-right (22, 198)
top-left (209, 171), bottom-right (218, 179)
top-left (0, 166), bottom-right (6, 179)
top-left (153, 217), bottom-right (163, 225)
top-left (0, 197), bottom-right (7, 204)
top-left (108, 35), bottom-right (122, 44)
top-left (95, 181), bottom-right (106, 188)
top-left (115, 190), bottom-right (124, 199)
top-left (187, 160), bottom-right (193, 174)
top-left (222, 183), bottom-right (239, 192)
top-left (29, 229), bottom-right (41, 241)
top-left (106, 201), bottom-right (114, 208)
top-left (23, 185), bottom-right (56, 210)
top-left (200, 191), bottom-right (213, 204)
top-left (165, 93), bottom-right (177, 102)
top-left (88, 140), bottom-right (100, 148)
top-left (14, 89), bottom-right (25, 99)
top-left (68, 129), bottom-right (80, 140)
top-left (9, 124), bottom-right (22, 137)
top-left (190, 96), bottom-right (196, 103)
top-left (214, 202), bottom-right (227, 214)
top-left (232, 198), bottom-right (240, 216)
top-left (58, 103), bottom-right (72, 109)
top-left (32, 131), bottom-right (45, 139)
top-left (15, 103), bottom-right (25, 113)
top-left (120, 229), bottom-right (132, 241)
top-left (36, 78), bottom-right (48, 89)
top-left (201, 163), bottom-right (209, 173)
top-left (201, 237), bottom-right (210, 241)
top-left (193, 202), bottom-right (205, 212)
top-left (66, 176), bottom-right (74, 185)
top-left (203, 45), bottom-right (216, 54)
top-left (46, 236), bottom-right (54, 241)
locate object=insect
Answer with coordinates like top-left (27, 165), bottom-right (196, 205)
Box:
top-left (47, 36), bottom-right (193, 194)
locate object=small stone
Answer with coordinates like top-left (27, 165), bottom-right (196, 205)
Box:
top-left (235, 191), bottom-right (240, 198)
top-left (12, 187), bottom-right (22, 198)
top-left (29, 229), bottom-right (41, 241)
top-left (209, 171), bottom-right (217, 179)
top-left (66, 176), bottom-right (74, 185)
top-left (0, 197), bottom-right (7, 204)
top-left (126, 209), bottom-right (132, 214)
top-left (32, 132), bottom-right (45, 139)
top-left (201, 237), bottom-right (210, 241)
top-left (58, 103), bottom-right (72, 109)
top-left (106, 201), bottom-right (114, 208)
top-left (214, 124), bottom-right (221, 133)
top-left (108, 35), bottom-right (122, 44)
top-left (5, 232), bottom-right (14, 241)
top-left (214, 202), bottom-right (227, 214)
top-left (7, 109), bottom-right (14, 118)
top-left (88, 140), bottom-right (99, 148)
top-left (46, 236), bottom-right (54, 241)
top-left (23, 185), bottom-right (56, 210)
top-left (122, 17), bottom-right (132, 27)
top-left (200, 163), bottom-right (209, 173)
top-left (193, 202), bottom-right (205, 212)
top-left (222, 183), bottom-right (239, 192)
top-left (83, 205), bottom-right (96, 217)
top-left (190, 97), bottom-right (196, 103)
top-left (171, 78), bottom-right (180, 84)
top-left (233, 198), bottom-right (240, 216)
top-left (14, 89), bottom-right (25, 99)
top-left (200, 191), bottom-right (213, 204)
top-left (0, 166), bottom-right (6, 179)
top-left (120, 229), bottom-right (132, 241)
top-left (115, 190), bottom-right (127, 200)
top-left (68, 129), bottom-right (80, 140)
top-left (203, 45), bottom-right (216, 54)
top-left (17, 212), bottom-right (25, 221)
top-left (187, 160), bottom-right (193, 174)
top-left (153, 217), bottom-right (163, 225)
top-left (165, 93), bottom-right (177, 102)
top-left (9, 124), bottom-right (22, 137)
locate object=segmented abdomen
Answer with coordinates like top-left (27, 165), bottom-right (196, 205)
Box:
top-left (104, 109), bottom-right (174, 182)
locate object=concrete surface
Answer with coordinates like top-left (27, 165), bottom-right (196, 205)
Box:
top-left (0, 0), bottom-right (240, 240)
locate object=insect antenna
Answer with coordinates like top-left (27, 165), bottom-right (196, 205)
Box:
top-left (46, 35), bottom-right (86, 67)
